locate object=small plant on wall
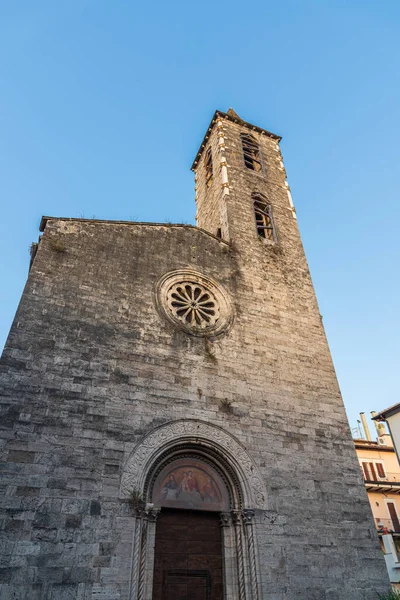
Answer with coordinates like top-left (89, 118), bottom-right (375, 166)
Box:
top-left (378, 591), bottom-right (400, 599)
top-left (219, 398), bottom-right (233, 414)
top-left (129, 489), bottom-right (145, 513)
top-left (48, 238), bottom-right (66, 253)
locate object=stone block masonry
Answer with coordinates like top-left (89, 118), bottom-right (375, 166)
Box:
top-left (0, 109), bottom-right (390, 599)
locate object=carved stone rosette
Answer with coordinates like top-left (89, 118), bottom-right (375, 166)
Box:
top-left (155, 270), bottom-right (234, 338)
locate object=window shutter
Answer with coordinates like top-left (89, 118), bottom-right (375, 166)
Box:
top-left (361, 462), bottom-right (369, 479)
top-left (369, 463), bottom-right (378, 481)
top-left (376, 463), bottom-right (386, 478)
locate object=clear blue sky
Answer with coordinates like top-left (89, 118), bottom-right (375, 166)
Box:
top-left (1, 1), bottom-right (399, 432)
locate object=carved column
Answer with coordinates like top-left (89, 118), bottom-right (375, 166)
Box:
top-left (130, 510), bottom-right (144, 600)
top-left (221, 512), bottom-right (237, 600)
top-left (242, 510), bottom-right (259, 600)
top-left (143, 508), bottom-right (160, 600)
top-left (232, 510), bottom-right (246, 600)
top-left (129, 507), bottom-right (160, 600)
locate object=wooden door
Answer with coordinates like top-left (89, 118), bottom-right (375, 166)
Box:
top-left (387, 502), bottom-right (400, 532)
top-left (152, 509), bottom-right (223, 600)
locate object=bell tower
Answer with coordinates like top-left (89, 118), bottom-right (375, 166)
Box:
top-left (192, 108), bottom-right (296, 252)
top-left (191, 109), bottom-right (319, 340)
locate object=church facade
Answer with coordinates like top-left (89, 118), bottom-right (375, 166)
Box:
top-left (0, 110), bottom-right (389, 599)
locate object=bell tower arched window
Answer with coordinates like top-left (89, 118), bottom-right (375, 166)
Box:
top-left (204, 147), bottom-right (213, 186)
top-left (253, 193), bottom-right (275, 241)
top-left (241, 134), bottom-right (262, 173)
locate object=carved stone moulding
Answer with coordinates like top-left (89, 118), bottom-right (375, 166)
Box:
top-left (120, 419), bottom-right (268, 510)
top-left (123, 420), bottom-right (266, 600)
top-left (155, 269), bottom-right (234, 337)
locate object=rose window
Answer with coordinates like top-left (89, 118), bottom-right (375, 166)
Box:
top-left (166, 283), bottom-right (219, 329)
top-left (156, 270), bottom-right (233, 337)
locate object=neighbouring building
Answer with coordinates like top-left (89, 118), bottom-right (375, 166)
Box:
top-left (373, 404), bottom-right (400, 465)
top-left (0, 109), bottom-right (390, 599)
top-left (355, 414), bottom-right (400, 587)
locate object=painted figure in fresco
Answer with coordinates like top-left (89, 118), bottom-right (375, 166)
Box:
top-left (177, 470), bottom-right (203, 506)
top-left (187, 470), bottom-right (199, 493)
top-left (162, 474), bottom-right (178, 500)
top-left (154, 461), bottom-right (228, 511)
top-left (202, 476), bottom-right (218, 503)
top-left (179, 471), bottom-right (189, 493)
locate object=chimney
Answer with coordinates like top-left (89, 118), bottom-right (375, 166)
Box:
top-left (360, 412), bottom-right (372, 441)
top-left (371, 411), bottom-right (381, 435)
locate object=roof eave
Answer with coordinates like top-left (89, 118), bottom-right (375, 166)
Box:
top-left (372, 402), bottom-right (400, 421)
top-left (191, 110), bottom-right (281, 171)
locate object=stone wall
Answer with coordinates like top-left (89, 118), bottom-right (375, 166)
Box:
top-left (0, 111), bottom-right (390, 599)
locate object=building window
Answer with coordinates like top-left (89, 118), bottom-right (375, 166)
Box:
top-left (241, 134), bottom-right (262, 173)
top-left (360, 461), bottom-right (386, 481)
top-left (386, 501), bottom-right (400, 532)
top-left (253, 193), bottom-right (275, 241)
top-left (205, 147), bottom-right (213, 186)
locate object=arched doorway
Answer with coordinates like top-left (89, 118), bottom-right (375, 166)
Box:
top-left (150, 455), bottom-right (230, 600)
top-left (121, 419), bottom-right (267, 600)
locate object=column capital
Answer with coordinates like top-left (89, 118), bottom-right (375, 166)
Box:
top-left (242, 509), bottom-right (255, 525)
top-left (132, 506), bottom-right (160, 521)
top-left (146, 507), bottom-right (161, 522)
top-left (231, 510), bottom-right (242, 525)
top-left (220, 512), bottom-right (232, 527)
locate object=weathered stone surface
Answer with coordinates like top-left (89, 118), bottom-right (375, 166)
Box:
top-left (0, 110), bottom-right (389, 598)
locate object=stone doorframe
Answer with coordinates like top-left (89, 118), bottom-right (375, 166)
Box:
top-left (120, 419), bottom-right (268, 600)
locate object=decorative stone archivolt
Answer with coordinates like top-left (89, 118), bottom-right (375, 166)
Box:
top-left (155, 269), bottom-right (233, 337)
top-left (120, 419), bottom-right (267, 510)
top-left (122, 420), bottom-right (265, 600)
